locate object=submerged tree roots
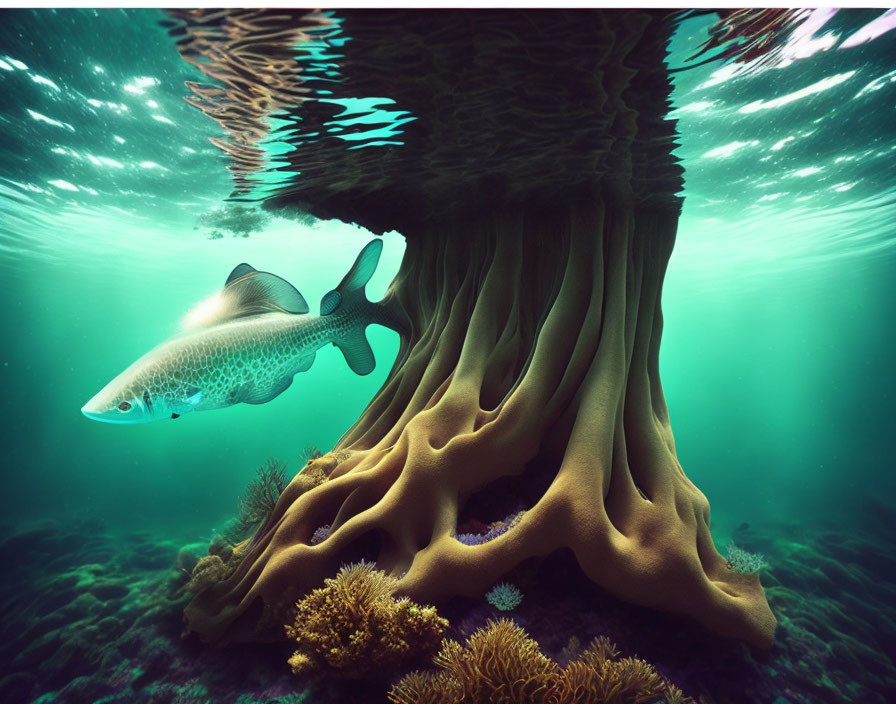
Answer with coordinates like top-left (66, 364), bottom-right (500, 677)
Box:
top-left (184, 199), bottom-right (776, 649)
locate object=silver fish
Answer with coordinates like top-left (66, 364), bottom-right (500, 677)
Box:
top-left (81, 239), bottom-right (392, 424)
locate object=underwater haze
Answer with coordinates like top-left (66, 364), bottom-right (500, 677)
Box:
top-left (0, 9), bottom-right (405, 537)
top-left (1, 8), bottom-right (895, 704)
top-left (1, 8), bottom-right (894, 540)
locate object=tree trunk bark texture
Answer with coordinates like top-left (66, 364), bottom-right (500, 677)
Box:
top-left (184, 198), bottom-right (777, 649)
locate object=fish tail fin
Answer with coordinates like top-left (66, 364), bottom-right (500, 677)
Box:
top-left (320, 238), bottom-right (383, 316)
top-left (321, 239), bottom-right (387, 376)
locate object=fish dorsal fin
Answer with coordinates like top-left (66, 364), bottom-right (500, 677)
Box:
top-left (183, 265), bottom-right (309, 330)
top-left (320, 239), bottom-right (382, 316)
top-left (226, 263), bottom-right (257, 285)
top-left (224, 265), bottom-right (309, 315)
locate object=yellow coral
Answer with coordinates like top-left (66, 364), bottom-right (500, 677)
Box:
top-left (184, 555), bottom-right (230, 594)
top-left (183, 537), bottom-right (252, 594)
top-left (285, 561), bottom-right (448, 679)
top-left (388, 620), bottom-right (694, 704)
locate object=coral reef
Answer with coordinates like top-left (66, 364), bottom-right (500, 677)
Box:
top-left (387, 618), bottom-right (692, 704)
top-left (284, 561), bottom-right (448, 679)
top-left (0, 515), bottom-right (894, 703)
top-left (485, 582), bottom-right (524, 612)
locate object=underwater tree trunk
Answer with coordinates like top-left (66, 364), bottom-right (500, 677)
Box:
top-left (184, 195), bottom-right (777, 649)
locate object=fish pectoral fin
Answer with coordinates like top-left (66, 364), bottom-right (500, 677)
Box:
top-left (296, 353), bottom-right (315, 373)
top-left (242, 376), bottom-right (293, 405)
top-left (335, 330), bottom-right (375, 376)
top-left (185, 386), bottom-right (203, 407)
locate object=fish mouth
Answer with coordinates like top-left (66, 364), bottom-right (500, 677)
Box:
top-left (81, 402), bottom-right (137, 424)
top-left (81, 405), bottom-right (123, 423)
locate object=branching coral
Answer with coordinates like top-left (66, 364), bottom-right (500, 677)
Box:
top-left (186, 459), bottom-right (320, 592)
top-left (388, 619), bottom-right (693, 704)
top-left (284, 561), bottom-right (448, 679)
top-left (237, 459), bottom-right (289, 529)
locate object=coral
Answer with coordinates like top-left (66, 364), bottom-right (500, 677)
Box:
top-left (237, 459), bottom-right (289, 529)
top-left (184, 540), bottom-right (251, 594)
top-left (388, 619), bottom-right (693, 704)
top-left (725, 544), bottom-right (769, 576)
top-left (485, 582), bottom-right (523, 612)
top-left (455, 510), bottom-right (526, 546)
top-left (184, 555), bottom-right (231, 594)
top-left (5, 517), bottom-right (896, 704)
top-left (295, 463), bottom-right (328, 492)
top-left (559, 636), bottom-right (582, 664)
top-left (284, 561), bottom-right (448, 679)
top-left (554, 636), bottom-right (676, 704)
top-left (301, 446), bottom-right (324, 464)
top-left (309, 525), bottom-right (331, 546)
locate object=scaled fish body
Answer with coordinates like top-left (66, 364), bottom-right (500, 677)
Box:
top-left (81, 240), bottom-right (392, 424)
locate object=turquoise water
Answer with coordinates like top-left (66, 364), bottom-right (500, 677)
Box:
top-left (1, 9), bottom-right (895, 703)
top-left (1, 9), bottom-right (893, 539)
top-left (0, 9), bottom-right (406, 536)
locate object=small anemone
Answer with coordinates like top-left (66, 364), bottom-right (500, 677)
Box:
top-left (485, 581), bottom-right (524, 611)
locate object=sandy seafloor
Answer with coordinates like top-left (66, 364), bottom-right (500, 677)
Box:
top-left (0, 500), bottom-right (894, 704)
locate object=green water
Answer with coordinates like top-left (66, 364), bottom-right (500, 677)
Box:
top-left (0, 7), bottom-right (894, 547)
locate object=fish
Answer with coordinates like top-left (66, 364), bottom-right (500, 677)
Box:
top-left (81, 239), bottom-right (394, 424)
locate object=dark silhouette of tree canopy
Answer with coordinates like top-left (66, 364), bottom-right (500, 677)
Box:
top-left (166, 9), bottom-right (777, 649)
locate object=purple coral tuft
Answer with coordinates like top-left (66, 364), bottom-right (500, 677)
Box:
top-left (310, 525), bottom-right (332, 545)
top-left (455, 510), bottom-right (525, 546)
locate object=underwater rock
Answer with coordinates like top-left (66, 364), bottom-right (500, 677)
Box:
top-left (57, 674), bottom-right (114, 702)
top-left (0, 672), bottom-right (36, 704)
top-left (90, 581), bottom-right (131, 601)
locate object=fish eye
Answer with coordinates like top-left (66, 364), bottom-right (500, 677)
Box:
top-left (118, 401), bottom-right (132, 412)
